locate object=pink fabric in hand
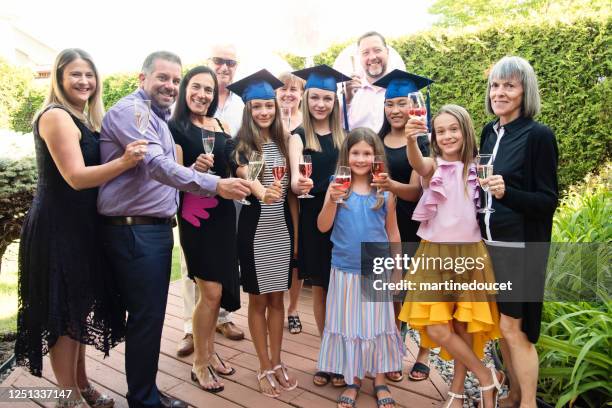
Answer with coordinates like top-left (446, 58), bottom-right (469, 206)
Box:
top-left (181, 192), bottom-right (218, 227)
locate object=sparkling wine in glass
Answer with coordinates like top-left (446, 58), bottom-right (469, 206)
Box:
top-left (201, 125), bottom-right (216, 174)
top-left (372, 155), bottom-right (385, 197)
top-left (134, 99), bottom-right (151, 134)
top-left (280, 104), bottom-right (292, 132)
top-left (407, 91), bottom-right (428, 137)
top-left (298, 155), bottom-right (314, 199)
top-left (272, 157), bottom-right (286, 182)
top-left (334, 166), bottom-right (351, 204)
top-left (476, 154), bottom-right (495, 214)
top-left (238, 151), bottom-right (265, 206)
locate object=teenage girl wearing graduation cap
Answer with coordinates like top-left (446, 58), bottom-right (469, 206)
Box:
top-left (227, 69), bottom-right (299, 398)
top-left (373, 69), bottom-right (434, 384)
top-left (288, 65), bottom-right (350, 387)
top-left (398, 104), bottom-right (504, 408)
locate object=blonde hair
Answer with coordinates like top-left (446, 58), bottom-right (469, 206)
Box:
top-left (35, 48), bottom-right (104, 131)
top-left (335, 127), bottom-right (386, 210)
top-left (301, 88), bottom-right (345, 152)
top-left (278, 72), bottom-right (305, 90)
top-left (430, 104), bottom-right (478, 189)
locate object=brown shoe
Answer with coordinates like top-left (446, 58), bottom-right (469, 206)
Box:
top-left (176, 333), bottom-right (194, 357)
top-left (216, 322), bottom-right (244, 341)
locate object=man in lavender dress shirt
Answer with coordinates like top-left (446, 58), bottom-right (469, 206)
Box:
top-left (98, 51), bottom-right (249, 408)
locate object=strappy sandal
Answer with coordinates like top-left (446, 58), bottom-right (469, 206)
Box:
top-left (288, 314), bottom-right (302, 334)
top-left (373, 384), bottom-right (396, 408)
top-left (331, 373), bottom-right (347, 387)
top-left (55, 399), bottom-right (86, 408)
top-left (191, 365), bottom-right (224, 393)
top-left (443, 391), bottom-right (465, 408)
top-left (385, 370), bottom-right (404, 382)
top-left (313, 371), bottom-right (331, 386)
top-left (478, 366), bottom-right (505, 408)
top-left (211, 351), bottom-right (236, 376)
top-left (337, 383), bottom-right (360, 408)
top-left (80, 385), bottom-right (114, 408)
top-left (273, 363), bottom-right (298, 391)
top-left (407, 362), bottom-right (430, 381)
top-left (257, 370), bottom-right (280, 398)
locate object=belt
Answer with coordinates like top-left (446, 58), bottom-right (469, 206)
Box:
top-left (104, 216), bottom-right (177, 227)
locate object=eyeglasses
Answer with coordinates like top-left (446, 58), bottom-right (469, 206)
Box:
top-left (211, 57), bottom-right (237, 67)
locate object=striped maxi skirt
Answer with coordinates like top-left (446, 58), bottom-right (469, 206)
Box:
top-left (317, 267), bottom-right (406, 384)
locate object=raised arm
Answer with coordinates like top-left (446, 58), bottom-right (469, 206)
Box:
top-left (405, 118), bottom-right (435, 178)
top-left (40, 108), bottom-right (147, 191)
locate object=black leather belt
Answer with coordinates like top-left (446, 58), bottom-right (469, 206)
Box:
top-left (104, 216), bottom-right (176, 227)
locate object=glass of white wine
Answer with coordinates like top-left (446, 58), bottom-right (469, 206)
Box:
top-left (237, 151), bottom-right (265, 206)
top-left (476, 154), bottom-right (495, 214)
top-left (201, 125), bottom-right (216, 174)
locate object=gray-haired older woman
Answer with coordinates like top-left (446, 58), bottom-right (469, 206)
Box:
top-left (478, 56), bottom-right (558, 408)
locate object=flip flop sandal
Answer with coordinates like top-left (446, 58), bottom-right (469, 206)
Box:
top-left (273, 363), bottom-right (298, 391)
top-left (385, 370), bottom-right (404, 382)
top-left (288, 315), bottom-right (302, 334)
top-left (373, 384), bottom-right (396, 408)
top-left (337, 383), bottom-right (360, 408)
top-left (313, 371), bottom-right (331, 386)
top-left (331, 373), bottom-right (347, 387)
top-left (257, 370), bottom-right (280, 398)
top-left (408, 362), bottom-right (430, 381)
top-left (212, 352), bottom-right (236, 376)
top-left (191, 365), bottom-right (224, 393)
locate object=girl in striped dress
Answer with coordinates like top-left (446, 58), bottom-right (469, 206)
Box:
top-left (317, 128), bottom-right (405, 408)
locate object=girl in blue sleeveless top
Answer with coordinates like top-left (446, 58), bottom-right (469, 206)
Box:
top-left (317, 128), bottom-right (405, 408)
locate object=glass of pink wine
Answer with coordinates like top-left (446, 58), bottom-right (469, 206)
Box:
top-left (334, 166), bottom-right (351, 204)
top-left (407, 91), bottom-right (428, 137)
top-left (298, 155), bottom-right (314, 198)
top-left (372, 155), bottom-right (385, 198)
top-left (272, 157), bottom-right (286, 182)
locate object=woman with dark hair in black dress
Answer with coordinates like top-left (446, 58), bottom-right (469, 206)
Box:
top-left (169, 65), bottom-right (240, 394)
top-left (479, 56), bottom-right (558, 408)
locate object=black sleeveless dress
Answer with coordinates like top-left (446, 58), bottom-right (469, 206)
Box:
top-left (15, 106), bottom-right (124, 376)
top-left (293, 127), bottom-right (339, 290)
top-left (168, 119), bottom-right (240, 312)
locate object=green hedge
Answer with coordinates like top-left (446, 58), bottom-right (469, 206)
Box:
top-left (291, 18), bottom-right (611, 192)
top-left (0, 59), bottom-right (35, 130)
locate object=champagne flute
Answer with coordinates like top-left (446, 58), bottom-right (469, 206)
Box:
top-left (298, 155), bottom-right (314, 199)
top-left (280, 103), bottom-right (292, 132)
top-left (476, 154), bottom-right (495, 214)
top-left (201, 125), bottom-right (216, 174)
top-left (407, 91), bottom-right (428, 137)
top-left (237, 151), bottom-right (265, 206)
top-left (334, 166), bottom-right (351, 204)
top-left (272, 157), bottom-right (287, 182)
top-left (372, 155), bottom-right (385, 198)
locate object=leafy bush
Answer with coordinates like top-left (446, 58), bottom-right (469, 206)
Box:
top-left (102, 73), bottom-right (139, 111)
top-left (286, 17), bottom-right (611, 192)
top-left (0, 156), bottom-right (37, 271)
top-left (9, 87), bottom-right (46, 134)
top-left (0, 59), bottom-right (35, 130)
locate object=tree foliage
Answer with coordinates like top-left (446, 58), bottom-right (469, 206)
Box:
top-left (0, 59), bottom-right (35, 130)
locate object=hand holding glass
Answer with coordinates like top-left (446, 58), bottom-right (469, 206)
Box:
top-left (298, 155), bottom-right (314, 198)
top-left (372, 155), bottom-right (385, 197)
top-left (237, 151), bottom-right (264, 206)
top-left (407, 91), bottom-right (428, 137)
top-left (201, 125), bottom-right (216, 174)
top-left (333, 166), bottom-right (351, 204)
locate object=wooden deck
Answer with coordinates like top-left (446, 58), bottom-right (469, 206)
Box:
top-left (1, 281), bottom-right (448, 407)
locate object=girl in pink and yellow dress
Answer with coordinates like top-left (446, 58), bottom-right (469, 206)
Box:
top-left (398, 104), bottom-right (504, 408)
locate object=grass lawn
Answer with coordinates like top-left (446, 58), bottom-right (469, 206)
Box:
top-left (0, 234), bottom-right (183, 335)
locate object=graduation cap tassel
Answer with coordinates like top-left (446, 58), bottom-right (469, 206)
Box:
top-left (342, 83), bottom-right (350, 132)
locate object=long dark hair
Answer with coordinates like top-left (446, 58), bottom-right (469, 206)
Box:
top-left (172, 65), bottom-right (219, 132)
top-left (377, 113), bottom-right (392, 140)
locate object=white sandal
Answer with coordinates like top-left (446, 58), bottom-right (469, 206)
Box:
top-left (257, 370), bottom-right (280, 398)
top-left (478, 366), bottom-right (504, 408)
top-left (273, 363), bottom-right (298, 391)
top-left (444, 391), bottom-right (465, 408)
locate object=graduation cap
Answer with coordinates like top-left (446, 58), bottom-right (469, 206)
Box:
top-left (374, 69), bottom-right (434, 131)
top-left (373, 69), bottom-right (434, 99)
top-left (292, 64), bottom-right (351, 92)
top-left (227, 69), bottom-right (284, 103)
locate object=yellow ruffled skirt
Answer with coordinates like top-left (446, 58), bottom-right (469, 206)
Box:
top-left (398, 240), bottom-right (501, 360)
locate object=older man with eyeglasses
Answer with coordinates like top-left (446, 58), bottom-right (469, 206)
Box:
top-left (176, 44), bottom-right (246, 358)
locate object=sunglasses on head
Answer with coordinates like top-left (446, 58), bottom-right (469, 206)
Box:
top-left (211, 57), bottom-right (237, 67)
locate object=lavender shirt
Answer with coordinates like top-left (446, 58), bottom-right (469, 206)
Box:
top-left (97, 89), bottom-right (219, 218)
